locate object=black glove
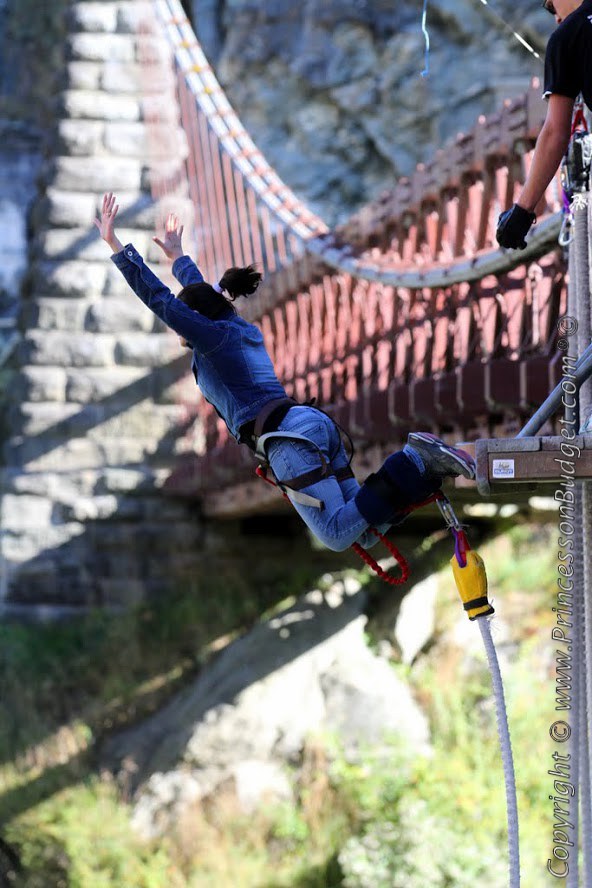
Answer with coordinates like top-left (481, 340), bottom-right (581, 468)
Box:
top-left (496, 204), bottom-right (536, 249)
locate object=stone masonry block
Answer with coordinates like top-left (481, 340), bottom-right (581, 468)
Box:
top-left (141, 94), bottom-right (180, 125)
top-left (59, 90), bottom-right (142, 122)
top-left (65, 366), bottom-right (150, 403)
top-left (37, 228), bottom-right (149, 262)
top-left (101, 60), bottom-right (140, 94)
top-left (65, 61), bottom-right (102, 91)
top-left (1, 527), bottom-right (85, 567)
top-left (1, 494), bottom-right (53, 531)
top-left (56, 119), bottom-right (105, 156)
top-left (52, 156), bottom-right (142, 192)
top-left (114, 333), bottom-right (180, 367)
top-left (33, 260), bottom-right (107, 298)
top-left (142, 127), bottom-right (188, 163)
top-left (20, 330), bottom-right (115, 367)
top-left (101, 60), bottom-right (173, 94)
top-left (68, 33), bottom-right (135, 63)
top-left (16, 367), bottom-right (67, 403)
top-left (94, 466), bottom-right (154, 494)
top-left (21, 297), bottom-right (90, 332)
top-left (86, 403), bottom-right (187, 441)
top-left (33, 192), bottom-right (162, 238)
top-left (116, 2), bottom-right (153, 35)
top-left (5, 433), bottom-right (157, 473)
top-left (11, 402), bottom-right (87, 438)
top-left (68, 2), bottom-right (118, 33)
top-left (100, 437), bottom-right (162, 466)
top-left (103, 121), bottom-right (149, 157)
top-left (58, 494), bottom-right (120, 523)
top-left (4, 436), bottom-right (102, 473)
top-left (133, 34), bottom-right (171, 67)
top-left (85, 298), bottom-right (155, 333)
top-left (35, 189), bottom-right (97, 229)
top-left (0, 471), bottom-right (47, 497)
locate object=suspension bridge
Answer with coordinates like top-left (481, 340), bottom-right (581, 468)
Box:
top-left (142, 1), bottom-right (571, 520)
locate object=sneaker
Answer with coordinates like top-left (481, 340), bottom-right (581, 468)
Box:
top-left (405, 432), bottom-right (476, 480)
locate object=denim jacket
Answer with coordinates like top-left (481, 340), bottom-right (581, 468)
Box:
top-left (111, 244), bottom-right (287, 439)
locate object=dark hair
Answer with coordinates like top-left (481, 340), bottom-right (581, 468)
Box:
top-left (176, 264), bottom-right (262, 320)
top-left (219, 264), bottom-right (262, 300)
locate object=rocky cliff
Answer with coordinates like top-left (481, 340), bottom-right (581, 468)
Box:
top-left (192, 0), bottom-right (552, 225)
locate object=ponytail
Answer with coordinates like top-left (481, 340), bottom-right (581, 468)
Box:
top-left (218, 264), bottom-right (262, 301)
top-left (176, 264), bottom-right (262, 321)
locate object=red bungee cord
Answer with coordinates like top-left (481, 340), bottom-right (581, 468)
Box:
top-left (351, 492), bottom-right (443, 586)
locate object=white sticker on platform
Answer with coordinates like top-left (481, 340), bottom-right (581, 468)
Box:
top-left (492, 458), bottom-right (515, 479)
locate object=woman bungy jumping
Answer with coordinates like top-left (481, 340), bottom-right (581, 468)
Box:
top-left (95, 192), bottom-right (475, 553)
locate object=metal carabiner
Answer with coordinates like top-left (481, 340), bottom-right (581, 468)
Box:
top-left (436, 494), bottom-right (470, 567)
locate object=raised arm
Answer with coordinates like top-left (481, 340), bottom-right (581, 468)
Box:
top-left (153, 212), bottom-right (205, 287)
top-left (95, 194), bottom-right (226, 353)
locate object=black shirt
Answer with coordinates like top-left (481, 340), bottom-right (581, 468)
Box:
top-left (544, 0), bottom-right (592, 111)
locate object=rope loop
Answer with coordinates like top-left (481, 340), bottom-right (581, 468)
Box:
top-left (352, 530), bottom-right (410, 586)
top-left (352, 492), bottom-right (443, 586)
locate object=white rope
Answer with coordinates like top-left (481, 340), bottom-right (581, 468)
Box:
top-left (473, 0), bottom-right (543, 64)
top-left (478, 616), bottom-right (521, 887)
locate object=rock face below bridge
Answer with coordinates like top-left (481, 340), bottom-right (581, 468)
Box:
top-left (197, 0), bottom-right (552, 225)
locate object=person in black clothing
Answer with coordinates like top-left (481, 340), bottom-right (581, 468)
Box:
top-left (496, 0), bottom-right (592, 249)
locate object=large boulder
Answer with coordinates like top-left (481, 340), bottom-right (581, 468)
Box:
top-left (104, 577), bottom-right (430, 837)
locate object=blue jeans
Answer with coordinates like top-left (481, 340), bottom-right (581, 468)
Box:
top-left (265, 407), bottom-right (389, 552)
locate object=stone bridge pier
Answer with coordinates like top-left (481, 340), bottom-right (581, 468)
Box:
top-left (0, 0), bottom-right (210, 613)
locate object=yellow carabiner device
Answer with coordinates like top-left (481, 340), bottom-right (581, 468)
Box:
top-left (450, 550), bottom-right (495, 621)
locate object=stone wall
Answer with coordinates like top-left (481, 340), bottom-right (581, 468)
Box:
top-left (0, 1), bottom-right (205, 612)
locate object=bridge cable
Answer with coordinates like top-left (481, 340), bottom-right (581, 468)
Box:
top-left (472, 0), bottom-right (543, 64)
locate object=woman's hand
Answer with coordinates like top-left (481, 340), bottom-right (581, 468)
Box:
top-left (94, 192), bottom-right (124, 254)
top-left (153, 213), bottom-right (184, 262)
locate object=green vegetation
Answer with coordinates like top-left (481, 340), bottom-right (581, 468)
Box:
top-left (0, 522), bottom-right (568, 886)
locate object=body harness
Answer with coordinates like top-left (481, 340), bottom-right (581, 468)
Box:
top-left (248, 398), bottom-right (496, 595)
top-left (245, 397), bottom-right (356, 510)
